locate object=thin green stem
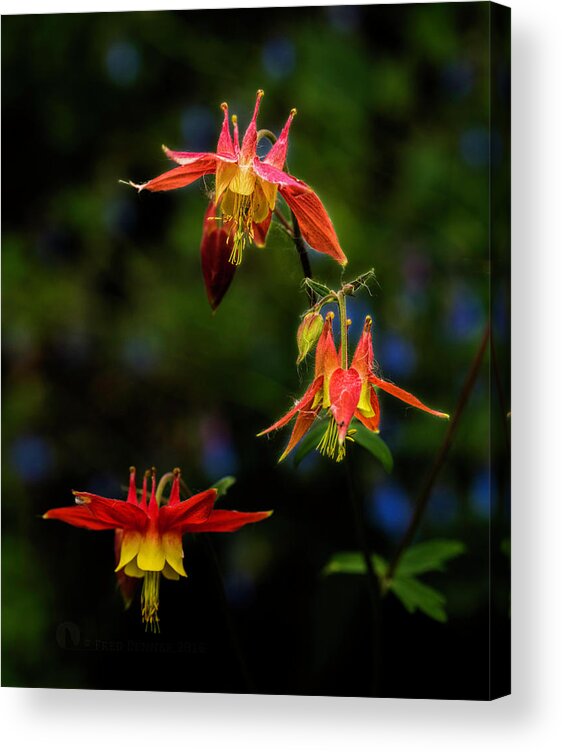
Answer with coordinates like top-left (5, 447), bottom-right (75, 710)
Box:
top-left (155, 472), bottom-right (174, 505)
top-left (337, 291), bottom-right (348, 368)
top-left (386, 323), bottom-right (490, 581)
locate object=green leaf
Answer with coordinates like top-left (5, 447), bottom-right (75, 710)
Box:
top-left (351, 422), bottom-right (393, 472)
top-left (347, 268), bottom-right (376, 293)
top-left (303, 278), bottom-right (332, 298)
top-left (324, 547), bottom-right (456, 623)
top-left (389, 576), bottom-right (448, 623)
top-left (322, 551), bottom-right (386, 578)
top-left (395, 539), bottom-right (466, 577)
top-left (211, 475), bottom-right (236, 498)
top-left (292, 421), bottom-right (327, 467)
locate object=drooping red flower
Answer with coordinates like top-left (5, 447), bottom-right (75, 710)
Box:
top-left (259, 314), bottom-right (449, 462)
top-left (44, 467), bottom-right (272, 631)
top-left (125, 89), bottom-right (347, 308)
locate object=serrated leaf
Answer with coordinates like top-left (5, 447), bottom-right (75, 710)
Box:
top-left (211, 475), bottom-right (236, 498)
top-left (396, 539), bottom-right (466, 577)
top-left (322, 551), bottom-right (387, 578)
top-left (303, 278), bottom-right (332, 298)
top-left (324, 550), bottom-right (451, 623)
top-left (389, 576), bottom-right (448, 623)
top-left (351, 422), bottom-right (393, 472)
top-left (292, 421), bottom-right (327, 467)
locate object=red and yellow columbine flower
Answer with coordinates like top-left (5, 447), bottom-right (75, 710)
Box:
top-left (125, 89), bottom-right (347, 308)
top-left (44, 467), bottom-right (272, 631)
top-left (259, 314), bottom-right (449, 462)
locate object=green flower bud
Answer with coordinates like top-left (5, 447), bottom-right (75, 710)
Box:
top-left (296, 311), bottom-right (324, 364)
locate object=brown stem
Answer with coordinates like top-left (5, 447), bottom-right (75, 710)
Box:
top-left (273, 207), bottom-right (294, 236)
top-left (386, 322), bottom-right (491, 581)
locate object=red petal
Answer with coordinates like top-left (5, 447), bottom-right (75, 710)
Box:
top-left (264, 108), bottom-right (296, 169)
top-left (315, 313), bottom-right (339, 379)
top-left (350, 317), bottom-right (374, 381)
top-left (240, 89), bottom-right (264, 163)
top-left (258, 375), bottom-right (323, 435)
top-left (159, 489), bottom-right (217, 533)
top-left (43, 505), bottom-right (117, 530)
top-left (252, 212), bottom-right (273, 247)
top-left (280, 183), bottom-right (347, 265)
top-left (200, 202), bottom-right (237, 310)
top-left (183, 508), bottom-right (272, 533)
top-left (329, 368), bottom-right (362, 442)
top-left (130, 155), bottom-right (217, 192)
top-left (278, 402), bottom-right (321, 462)
top-left (217, 102), bottom-right (236, 158)
top-left (252, 159), bottom-right (305, 190)
top-left (370, 376), bottom-right (449, 418)
top-left (71, 492), bottom-right (148, 530)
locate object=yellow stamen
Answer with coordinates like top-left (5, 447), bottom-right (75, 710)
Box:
top-left (317, 418), bottom-right (347, 463)
top-left (222, 191), bottom-right (256, 265)
top-left (141, 571), bottom-right (161, 633)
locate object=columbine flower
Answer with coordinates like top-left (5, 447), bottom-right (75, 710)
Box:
top-left (125, 89), bottom-right (347, 307)
top-left (259, 314), bottom-right (449, 462)
top-left (44, 467), bottom-right (272, 631)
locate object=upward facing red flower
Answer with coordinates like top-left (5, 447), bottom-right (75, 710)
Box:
top-left (44, 467), bottom-right (272, 631)
top-left (259, 315), bottom-right (449, 462)
top-left (125, 90), bottom-right (347, 309)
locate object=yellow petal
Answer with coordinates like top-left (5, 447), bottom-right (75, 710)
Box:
top-left (115, 530), bottom-right (142, 571)
top-left (124, 558), bottom-right (146, 578)
top-left (215, 162), bottom-right (238, 202)
top-left (137, 531), bottom-right (166, 572)
top-left (162, 531), bottom-right (187, 577)
top-left (229, 165), bottom-right (256, 195)
top-left (162, 563), bottom-right (181, 581)
top-left (357, 382), bottom-right (375, 416)
top-left (252, 181), bottom-right (271, 223)
top-left (259, 177), bottom-right (278, 210)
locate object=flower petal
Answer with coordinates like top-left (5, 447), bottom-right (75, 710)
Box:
top-left (200, 202), bottom-right (237, 310)
top-left (354, 387), bottom-right (381, 433)
top-left (278, 402), bottom-right (321, 462)
top-left (280, 183), bottom-right (347, 265)
top-left (264, 108), bottom-right (296, 169)
top-left (162, 563), bottom-right (180, 581)
top-left (43, 505), bottom-right (116, 530)
top-left (162, 531), bottom-right (187, 576)
top-left (240, 89), bottom-right (264, 163)
top-left (370, 376), bottom-right (449, 418)
top-left (350, 316), bottom-right (374, 381)
top-left (115, 530), bottom-right (143, 571)
top-left (124, 558), bottom-right (146, 578)
top-left (183, 509), bottom-right (272, 533)
top-left (217, 102), bottom-right (236, 158)
top-left (71, 492), bottom-right (148, 529)
top-left (252, 212), bottom-right (273, 247)
top-left (329, 368), bottom-right (363, 442)
top-left (257, 375), bottom-right (323, 436)
top-left (128, 154), bottom-right (218, 192)
top-left (137, 530), bottom-right (166, 571)
top-left (159, 488), bottom-right (217, 532)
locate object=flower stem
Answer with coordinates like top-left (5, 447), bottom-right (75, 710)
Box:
top-left (386, 322), bottom-right (490, 581)
top-left (155, 472), bottom-right (174, 505)
top-left (337, 290), bottom-right (348, 368)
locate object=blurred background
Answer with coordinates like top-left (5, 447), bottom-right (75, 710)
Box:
top-left (2, 2), bottom-right (510, 698)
